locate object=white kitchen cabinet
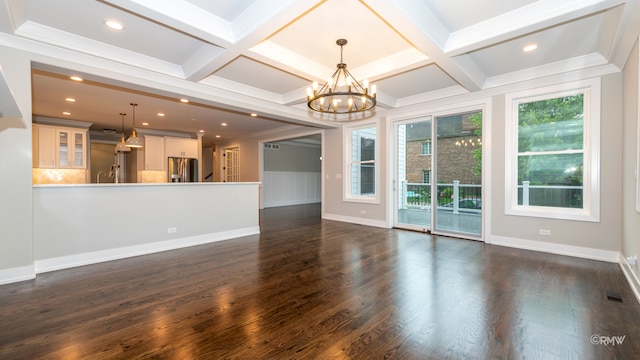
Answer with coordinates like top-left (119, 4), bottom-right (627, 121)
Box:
top-left (165, 137), bottom-right (198, 158)
top-left (144, 135), bottom-right (165, 170)
top-left (33, 124), bottom-right (87, 168)
top-left (35, 125), bottom-right (56, 168)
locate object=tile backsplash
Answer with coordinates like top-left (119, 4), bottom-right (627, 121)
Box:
top-left (33, 169), bottom-right (88, 184)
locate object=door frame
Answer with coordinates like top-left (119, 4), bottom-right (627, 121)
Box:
top-left (388, 98), bottom-right (491, 241)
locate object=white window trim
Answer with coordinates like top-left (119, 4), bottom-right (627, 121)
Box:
top-left (344, 123), bottom-right (379, 204)
top-left (504, 78), bottom-right (600, 222)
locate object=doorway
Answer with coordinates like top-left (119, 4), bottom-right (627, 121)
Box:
top-left (260, 133), bottom-right (322, 209)
top-left (394, 110), bottom-right (483, 239)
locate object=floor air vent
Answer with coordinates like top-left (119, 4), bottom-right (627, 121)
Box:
top-left (606, 293), bottom-right (623, 303)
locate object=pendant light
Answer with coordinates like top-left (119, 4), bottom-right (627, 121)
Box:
top-left (115, 112), bottom-right (131, 152)
top-left (125, 102), bottom-right (143, 148)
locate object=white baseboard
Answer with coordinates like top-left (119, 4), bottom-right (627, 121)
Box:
top-left (486, 235), bottom-right (620, 262)
top-left (34, 226), bottom-right (260, 275)
top-left (0, 265), bottom-right (35, 286)
top-left (619, 254), bottom-right (640, 305)
top-left (263, 200), bottom-right (320, 208)
top-left (322, 213), bottom-right (390, 228)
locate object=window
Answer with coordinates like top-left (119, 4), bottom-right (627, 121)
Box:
top-left (421, 141), bottom-right (432, 155)
top-left (505, 79), bottom-right (600, 221)
top-left (422, 170), bottom-right (431, 184)
top-left (346, 125), bottom-right (377, 202)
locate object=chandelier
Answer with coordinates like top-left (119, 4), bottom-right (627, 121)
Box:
top-left (307, 39), bottom-right (376, 114)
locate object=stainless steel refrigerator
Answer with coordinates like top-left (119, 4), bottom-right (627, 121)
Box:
top-left (168, 157), bottom-right (198, 182)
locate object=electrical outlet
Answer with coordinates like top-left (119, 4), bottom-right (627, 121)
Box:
top-left (539, 229), bottom-right (551, 236)
top-left (360, 210), bottom-right (366, 215)
top-left (168, 227), bottom-right (177, 233)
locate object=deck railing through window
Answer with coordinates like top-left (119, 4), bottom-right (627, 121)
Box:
top-left (400, 180), bottom-right (583, 211)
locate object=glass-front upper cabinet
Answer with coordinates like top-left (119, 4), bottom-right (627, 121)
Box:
top-left (55, 128), bottom-right (86, 168)
top-left (33, 124), bottom-right (89, 169)
top-left (74, 131), bottom-right (85, 167)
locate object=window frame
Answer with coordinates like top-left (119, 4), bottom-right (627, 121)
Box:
top-left (345, 123), bottom-right (379, 203)
top-left (421, 140), bottom-right (432, 155)
top-left (504, 78), bottom-right (600, 222)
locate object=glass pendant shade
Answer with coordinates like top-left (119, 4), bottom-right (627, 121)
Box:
top-left (115, 112), bottom-right (131, 152)
top-left (125, 102), bottom-right (143, 148)
top-left (115, 133), bottom-right (131, 152)
top-left (125, 129), bottom-right (143, 148)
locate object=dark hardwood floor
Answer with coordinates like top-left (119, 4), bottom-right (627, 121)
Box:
top-left (1, 203), bottom-right (639, 359)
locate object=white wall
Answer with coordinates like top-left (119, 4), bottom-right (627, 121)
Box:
top-left (32, 183), bottom-right (259, 272)
top-left (262, 141), bottom-right (321, 207)
top-left (0, 46), bottom-right (34, 284)
top-left (263, 171), bottom-right (321, 207)
top-left (622, 39), bottom-right (640, 298)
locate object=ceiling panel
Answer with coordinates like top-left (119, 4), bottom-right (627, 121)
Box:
top-left (376, 65), bottom-right (459, 100)
top-left (466, 12), bottom-right (605, 77)
top-left (213, 56), bottom-right (310, 95)
top-left (425, 0), bottom-right (539, 32)
top-left (186, 0), bottom-right (258, 22)
top-left (24, 0), bottom-right (211, 65)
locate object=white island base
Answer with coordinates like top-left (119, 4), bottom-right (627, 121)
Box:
top-left (32, 182), bottom-right (260, 274)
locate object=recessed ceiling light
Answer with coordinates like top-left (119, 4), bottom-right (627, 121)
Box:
top-left (157, 113), bottom-right (165, 117)
top-left (180, 98), bottom-right (189, 103)
top-left (221, 122), bottom-right (227, 126)
top-left (141, 122), bottom-right (149, 126)
top-left (70, 76), bottom-right (83, 82)
top-left (62, 111), bottom-right (71, 116)
top-left (65, 97), bottom-right (76, 102)
top-left (523, 44), bottom-right (538, 52)
top-left (105, 20), bottom-right (124, 30)
top-left (250, 113), bottom-right (257, 117)
top-left (199, 130), bottom-right (205, 133)
top-left (215, 135), bottom-right (221, 138)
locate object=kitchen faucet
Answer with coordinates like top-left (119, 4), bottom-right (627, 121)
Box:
top-left (96, 170), bottom-right (113, 184)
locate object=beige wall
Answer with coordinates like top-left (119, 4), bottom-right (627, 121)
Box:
top-left (489, 74), bottom-right (623, 256)
top-left (622, 39), bottom-right (640, 282)
top-left (322, 118), bottom-right (390, 227)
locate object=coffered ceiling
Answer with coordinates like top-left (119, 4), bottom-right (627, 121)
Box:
top-left (1, 0), bottom-right (638, 146)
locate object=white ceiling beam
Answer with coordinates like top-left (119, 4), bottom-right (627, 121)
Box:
top-left (182, 0), bottom-right (322, 82)
top-left (444, 0), bottom-right (626, 57)
top-left (364, 0), bottom-right (485, 92)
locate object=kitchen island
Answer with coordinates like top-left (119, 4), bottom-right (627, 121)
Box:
top-left (32, 182), bottom-right (259, 274)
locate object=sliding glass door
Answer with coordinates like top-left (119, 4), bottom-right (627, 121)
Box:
top-left (395, 118), bottom-right (433, 231)
top-left (395, 110), bottom-right (483, 239)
